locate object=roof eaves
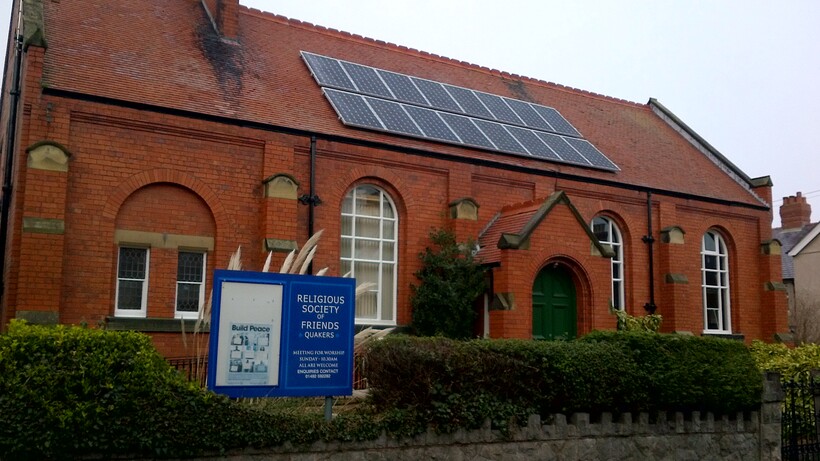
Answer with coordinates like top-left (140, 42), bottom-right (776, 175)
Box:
top-left (497, 191), bottom-right (614, 258)
top-left (788, 222), bottom-right (820, 257)
top-left (648, 98), bottom-right (768, 208)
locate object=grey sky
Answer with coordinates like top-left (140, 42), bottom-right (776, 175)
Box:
top-left (2, 1), bottom-right (818, 226)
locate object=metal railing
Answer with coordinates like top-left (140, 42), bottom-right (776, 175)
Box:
top-left (782, 372), bottom-right (820, 461)
top-left (167, 357), bottom-right (208, 388)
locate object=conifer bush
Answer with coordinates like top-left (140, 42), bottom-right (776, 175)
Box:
top-left (410, 228), bottom-right (486, 339)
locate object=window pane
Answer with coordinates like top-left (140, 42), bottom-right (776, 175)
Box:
top-left (177, 252), bottom-right (203, 282)
top-left (703, 232), bottom-right (716, 252)
top-left (706, 308), bottom-right (719, 330)
top-left (341, 237), bottom-right (352, 258)
top-left (705, 287), bottom-right (720, 310)
top-left (382, 241), bottom-right (395, 262)
top-left (341, 215), bottom-right (353, 236)
top-left (381, 265), bottom-right (394, 321)
top-left (704, 255), bottom-right (717, 270)
top-left (356, 217), bottom-right (381, 238)
top-left (342, 193), bottom-right (353, 214)
top-left (356, 291), bottom-right (378, 319)
top-left (340, 260), bottom-right (351, 277)
top-left (176, 283), bottom-right (200, 312)
top-left (383, 220), bottom-right (395, 239)
top-left (612, 281), bottom-right (622, 309)
top-left (356, 186), bottom-right (381, 216)
top-left (705, 270), bottom-right (718, 287)
top-left (382, 199), bottom-right (395, 218)
top-left (117, 280), bottom-right (144, 310)
top-left (592, 217), bottom-right (609, 242)
top-left (612, 262), bottom-right (620, 279)
top-left (118, 248), bottom-right (147, 279)
top-left (355, 239), bottom-right (380, 260)
top-left (355, 261), bottom-right (380, 285)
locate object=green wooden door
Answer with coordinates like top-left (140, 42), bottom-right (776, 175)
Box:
top-left (532, 266), bottom-right (577, 340)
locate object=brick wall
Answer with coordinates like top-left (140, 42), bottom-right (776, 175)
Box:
top-left (1, 64), bottom-right (788, 349)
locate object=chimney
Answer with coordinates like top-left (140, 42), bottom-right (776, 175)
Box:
top-left (201, 0), bottom-right (239, 40)
top-left (780, 192), bottom-right (812, 229)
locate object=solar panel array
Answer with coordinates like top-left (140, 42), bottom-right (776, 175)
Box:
top-left (302, 51), bottom-right (619, 171)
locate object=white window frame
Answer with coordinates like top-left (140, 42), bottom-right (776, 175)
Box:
top-left (591, 216), bottom-right (625, 311)
top-left (175, 251), bottom-right (207, 319)
top-left (701, 230), bottom-right (731, 333)
top-left (115, 246), bottom-right (150, 318)
top-left (340, 185), bottom-right (398, 325)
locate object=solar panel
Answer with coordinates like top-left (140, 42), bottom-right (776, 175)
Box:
top-left (439, 113), bottom-right (495, 149)
top-left (302, 51), bottom-right (619, 172)
top-left (473, 120), bottom-right (528, 155)
top-left (444, 84), bottom-right (494, 119)
top-left (365, 97), bottom-right (423, 137)
top-left (564, 138), bottom-right (619, 170)
top-left (506, 126), bottom-right (560, 160)
top-left (504, 98), bottom-right (552, 131)
top-left (404, 105), bottom-right (460, 143)
top-left (378, 70), bottom-right (428, 106)
top-left (531, 105), bottom-right (581, 137)
top-left (475, 92), bottom-right (523, 125)
top-left (324, 89), bottom-right (383, 130)
top-left (341, 61), bottom-right (393, 99)
top-left (535, 132), bottom-right (590, 166)
top-left (302, 53), bottom-right (356, 91)
top-left (412, 78), bottom-right (462, 113)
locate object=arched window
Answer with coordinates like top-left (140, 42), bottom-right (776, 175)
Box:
top-left (340, 185), bottom-right (398, 325)
top-left (702, 230), bottom-right (731, 333)
top-left (591, 216), bottom-right (624, 310)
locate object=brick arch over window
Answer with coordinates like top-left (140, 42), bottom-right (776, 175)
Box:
top-left (526, 253), bottom-right (595, 336)
top-left (328, 166), bottom-right (414, 218)
top-left (102, 169), bottom-right (231, 233)
top-left (112, 183), bottom-right (218, 319)
top-left (115, 183), bottom-right (216, 236)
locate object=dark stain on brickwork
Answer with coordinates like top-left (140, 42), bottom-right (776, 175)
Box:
top-left (504, 79), bottom-right (535, 103)
top-left (195, 8), bottom-right (244, 104)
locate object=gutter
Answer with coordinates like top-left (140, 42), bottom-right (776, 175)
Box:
top-left (42, 87), bottom-right (771, 213)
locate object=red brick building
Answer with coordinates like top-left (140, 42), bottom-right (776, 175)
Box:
top-left (0, 0), bottom-right (788, 355)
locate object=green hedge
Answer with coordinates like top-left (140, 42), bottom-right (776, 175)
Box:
top-left (364, 332), bottom-right (762, 431)
top-left (0, 321), bottom-right (323, 459)
top-left (0, 322), bottom-right (766, 458)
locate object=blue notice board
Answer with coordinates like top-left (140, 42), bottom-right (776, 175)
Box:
top-left (207, 270), bottom-right (356, 398)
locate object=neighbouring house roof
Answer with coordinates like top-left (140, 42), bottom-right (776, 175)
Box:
top-left (476, 191), bottom-right (614, 264)
top-left (773, 223), bottom-right (818, 279)
top-left (788, 222), bottom-right (820, 258)
top-left (38, 0), bottom-right (766, 208)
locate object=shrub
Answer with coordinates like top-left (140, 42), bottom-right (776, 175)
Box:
top-left (410, 228), bottom-right (487, 339)
top-left (581, 331), bottom-right (762, 414)
top-left (364, 332), bottom-right (762, 431)
top-left (0, 320), bottom-right (291, 459)
top-left (749, 340), bottom-right (820, 381)
top-left (610, 305), bottom-right (662, 332)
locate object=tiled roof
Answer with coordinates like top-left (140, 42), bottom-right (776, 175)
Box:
top-left (476, 191), bottom-right (612, 264)
top-left (41, 0), bottom-right (764, 207)
top-left (773, 223), bottom-right (817, 279)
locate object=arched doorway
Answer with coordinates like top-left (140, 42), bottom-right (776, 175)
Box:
top-left (532, 264), bottom-right (577, 340)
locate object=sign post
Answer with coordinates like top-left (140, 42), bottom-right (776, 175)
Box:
top-left (207, 270), bottom-right (356, 400)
